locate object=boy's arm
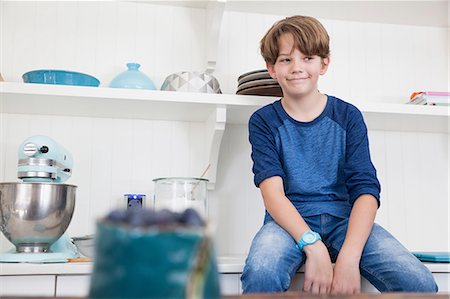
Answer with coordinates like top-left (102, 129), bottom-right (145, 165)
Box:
top-left (331, 194), bottom-right (378, 294)
top-left (331, 107), bottom-right (381, 294)
top-left (260, 176), bottom-right (333, 294)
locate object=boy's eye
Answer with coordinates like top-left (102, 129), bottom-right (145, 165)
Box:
top-left (304, 56), bottom-right (313, 61)
top-left (278, 58), bottom-right (290, 63)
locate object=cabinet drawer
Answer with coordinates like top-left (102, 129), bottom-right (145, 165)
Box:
top-left (55, 273), bottom-right (241, 296)
top-left (56, 275), bottom-right (91, 296)
top-left (0, 275), bottom-right (55, 296)
top-left (220, 273), bottom-right (240, 295)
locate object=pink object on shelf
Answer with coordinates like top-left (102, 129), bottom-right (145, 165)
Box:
top-left (423, 91), bottom-right (450, 96)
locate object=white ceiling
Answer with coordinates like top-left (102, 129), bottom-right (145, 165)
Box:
top-left (137, 0), bottom-right (449, 28)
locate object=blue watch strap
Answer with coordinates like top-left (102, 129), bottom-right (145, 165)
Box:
top-left (295, 231), bottom-right (321, 251)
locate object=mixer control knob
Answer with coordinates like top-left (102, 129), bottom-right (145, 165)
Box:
top-left (23, 143), bottom-right (38, 157)
top-left (40, 146), bottom-right (49, 153)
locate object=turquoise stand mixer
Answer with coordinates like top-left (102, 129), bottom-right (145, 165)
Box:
top-left (0, 135), bottom-right (79, 263)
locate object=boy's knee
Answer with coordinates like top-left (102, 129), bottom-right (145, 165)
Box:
top-left (397, 268), bottom-right (438, 292)
top-left (241, 261), bottom-right (290, 293)
top-left (410, 271), bottom-right (438, 293)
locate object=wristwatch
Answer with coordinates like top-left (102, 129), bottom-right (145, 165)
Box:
top-left (296, 231), bottom-right (322, 251)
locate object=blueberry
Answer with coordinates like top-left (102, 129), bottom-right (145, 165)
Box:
top-left (106, 209), bottom-right (127, 223)
top-left (179, 208), bottom-right (205, 227)
top-left (126, 208), bottom-right (152, 227)
top-left (154, 209), bottom-right (179, 225)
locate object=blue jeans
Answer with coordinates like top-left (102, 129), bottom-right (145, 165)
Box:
top-left (241, 214), bottom-right (438, 293)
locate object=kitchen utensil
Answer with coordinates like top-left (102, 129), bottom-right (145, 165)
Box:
top-left (22, 70), bottom-right (100, 86)
top-left (0, 135), bottom-right (79, 263)
top-left (237, 69), bottom-right (268, 81)
top-left (109, 63), bottom-right (156, 90)
top-left (153, 177), bottom-right (209, 218)
top-left (17, 135), bottom-right (73, 183)
top-left (124, 194), bottom-right (145, 209)
top-left (0, 182), bottom-right (76, 253)
top-left (191, 164), bottom-right (211, 194)
top-left (237, 69), bottom-right (272, 85)
top-left (72, 235), bottom-right (95, 258)
top-left (237, 78), bottom-right (279, 91)
top-left (160, 71), bottom-right (221, 94)
top-left (413, 252), bottom-right (450, 263)
top-left (236, 69), bottom-right (282, 97)
top-left (236, 84), bottom-right (283, 97)
top-left (68, 257), bottom-right (92, 262)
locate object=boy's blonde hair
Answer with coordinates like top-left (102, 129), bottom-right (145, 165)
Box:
top-left (260, 15), bottom-right (330, 65)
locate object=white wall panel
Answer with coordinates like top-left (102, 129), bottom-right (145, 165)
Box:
top-left (364, 23), bottom-right (383, 103)
top-left (0, 2), bottom-right (448, 256)
top-left (368, 131), bottom-right (389, 228)
top-left (68, 118), bottom-right (94, 237)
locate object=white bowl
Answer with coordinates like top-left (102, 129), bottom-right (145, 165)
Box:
top-left (160, 71), bottom-right (221, 94)
top-left (72, 235), bottom-right (95, 258)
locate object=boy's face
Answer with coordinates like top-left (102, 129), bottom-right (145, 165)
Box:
top-left (266, 33), bottom-right (329, 100)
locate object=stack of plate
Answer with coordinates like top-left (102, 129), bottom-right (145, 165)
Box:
top-left (236, 69), bottom-right (282, 97)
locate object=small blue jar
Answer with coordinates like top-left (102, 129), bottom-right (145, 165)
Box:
top-left (109, 63), bottom-right (156, 90)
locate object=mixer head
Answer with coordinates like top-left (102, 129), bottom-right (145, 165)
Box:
top-left (17, 135), bottom-right (73, 183)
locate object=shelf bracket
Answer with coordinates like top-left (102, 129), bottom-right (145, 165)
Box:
top-left (205, 105), bottom-right (226, 189)
top-left (205, 1), bottom-right (225, 74)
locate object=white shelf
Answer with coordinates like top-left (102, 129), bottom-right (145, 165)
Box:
top-left (0, 82), bottom-right (274, 123)
top-left (357, 102), bottom-right (449, 133)
top-left (1, 82), bottom-right (448, 133)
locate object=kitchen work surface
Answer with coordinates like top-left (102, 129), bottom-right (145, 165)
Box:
top-left (225, 293), bottom-right (450, 299)
top-left (226, 294), bottom-right (450, 299)
top-left (0, 293), bottom-right (449, 299)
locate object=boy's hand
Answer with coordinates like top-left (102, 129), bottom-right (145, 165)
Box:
top-left (303, 241), bottom-right (333, 294)
top-left (331, 255), bottom-right (361, 294)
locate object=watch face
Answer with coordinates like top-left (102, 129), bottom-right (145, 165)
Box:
top-left (303, 232), bottom-right (317, 244)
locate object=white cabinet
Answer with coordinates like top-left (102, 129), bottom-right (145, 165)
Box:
top-left (220, 274), bottom-right (241, 296)
top-left (0, 262), bottom-right (449, 296)
top-left (0, 275), bottom-right (55, 296)
top-left (54, 273), bottom-right (242, 296)
top-left (55, 275), bottom-right (91, 297)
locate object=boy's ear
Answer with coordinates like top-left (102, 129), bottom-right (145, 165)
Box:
top-left (320, 56), bottom-right (330, 75)
top-left (266, 62), bottom-right (277, 79)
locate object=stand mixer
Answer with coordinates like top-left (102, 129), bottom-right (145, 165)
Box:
top-left (0, 135), bottom-right (79, 263)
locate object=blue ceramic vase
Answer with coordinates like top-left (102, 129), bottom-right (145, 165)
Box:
top-left (109, 63), bottom-right (156, 90)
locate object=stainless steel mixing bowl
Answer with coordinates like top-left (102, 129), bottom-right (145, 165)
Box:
top-left (0, 182), bottom-right (77, 253)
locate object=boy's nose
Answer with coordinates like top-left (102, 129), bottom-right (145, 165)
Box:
top-left (290, 58), bottom-right (304, 73)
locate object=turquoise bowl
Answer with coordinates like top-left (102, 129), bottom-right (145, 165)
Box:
top-left (22, 70), bottom-right (100, 87)
top-left (109, 63), bottom-right (156, 90)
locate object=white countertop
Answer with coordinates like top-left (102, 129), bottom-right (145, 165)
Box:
top-left (0, 256), bottom-right (449, 276)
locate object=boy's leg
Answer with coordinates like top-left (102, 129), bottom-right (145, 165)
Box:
top-left (240, 221), bottom-right (304, 293)
top-left (327, 218), bottom-right (438, 292)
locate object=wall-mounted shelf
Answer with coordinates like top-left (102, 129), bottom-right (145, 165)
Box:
top-left (0, 82), bottom-right (274, 123)
top-left (1, 82), bottom-right (448, 133)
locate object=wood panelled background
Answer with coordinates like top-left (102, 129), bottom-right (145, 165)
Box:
top-left (0, 1), bottom-right (448, 255)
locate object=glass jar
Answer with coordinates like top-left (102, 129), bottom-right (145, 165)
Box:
top-left (152, 177), bottom-right (208, 218)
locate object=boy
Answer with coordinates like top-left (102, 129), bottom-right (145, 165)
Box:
top-left (241, 15), bottom-right (438, 294)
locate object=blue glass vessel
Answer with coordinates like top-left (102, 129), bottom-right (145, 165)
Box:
top-left (22, 70), bottom-right (100, 87)
top-left (109, 63), bottom-right (156, 90)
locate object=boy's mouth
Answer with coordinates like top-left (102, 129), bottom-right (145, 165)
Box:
top-left (287, 76), bottom-right (309, 81)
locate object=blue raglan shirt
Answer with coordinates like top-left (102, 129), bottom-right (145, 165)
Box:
top-left (249, 96), bottom-right (381, 218)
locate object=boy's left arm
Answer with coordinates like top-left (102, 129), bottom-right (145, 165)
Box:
top-left (331, 194), bottom-right (378, 294)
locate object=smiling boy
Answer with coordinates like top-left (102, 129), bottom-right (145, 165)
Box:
top-left (241, 15), bottom-right (437, 294)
